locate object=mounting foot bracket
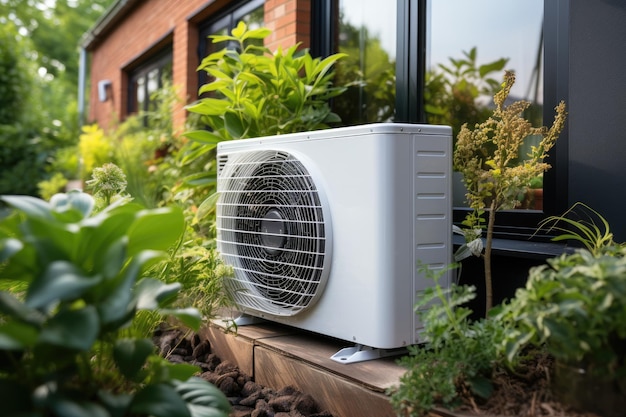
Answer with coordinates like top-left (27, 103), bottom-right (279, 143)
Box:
top-left (330, 344), bottom-right (407, 364)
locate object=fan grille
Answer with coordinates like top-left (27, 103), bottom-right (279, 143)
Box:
top-left (217, 150), bottom-right (329, 316)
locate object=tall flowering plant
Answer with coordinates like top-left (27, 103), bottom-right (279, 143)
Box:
top-left (454, 71), bottom-right (567, 313)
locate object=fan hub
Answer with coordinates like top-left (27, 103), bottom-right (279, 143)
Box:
top-left (260, 208), bottom-right (288, 255)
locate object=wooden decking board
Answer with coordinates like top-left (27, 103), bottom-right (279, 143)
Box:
top-left (202, 319), bottom-right (408, 417)
top-left (253, 332), bottom-right (406, 392)
top-left (254, 345), bottom-right (397, 417)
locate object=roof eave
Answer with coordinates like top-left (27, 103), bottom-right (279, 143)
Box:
top-left (80, 0), bottom-right (142, 50)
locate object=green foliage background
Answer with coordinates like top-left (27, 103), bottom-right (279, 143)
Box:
top-left (0, 0), bottom-right (115, 195)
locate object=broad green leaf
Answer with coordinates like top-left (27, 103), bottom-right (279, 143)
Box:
top-left (467, 375), bottom-right (493, 399)
top-left (135, 278), bottom-right (181, 310)
top-left (48, 397), bottom-right (110, 417)
top-left (113, 338), bottom-right (155, 380)
top-left (98, 250), bottom-right (165, 326)
top-left (231, 21), bottom-right (246, 39)
top-left (1, 195), bottom-right (53, 220)
top-left (204, 68), bottom-right (232, 81)
top-left (313, 53), bottom-right (347, 80)
top-left (478, 58), bottom-right (508, 78)
top-left (25, 261), bottom-right (101, 310)
top-left (0, 241), bottom-right (37, 283)
top-left (0, 321), bottom-right (39, 349)
top-left (241, 99), bottom-right (261, 120)
top-left (224, 111), bottom-right (245, 139)
top-left (39, 306), bottom-right (99, 351)
top-left (78, 205), bottom-right (139, 269)
top-left (129, 383), bottom-right (191, 417)
top-left (97, 390), bottom-right (132, 417)
top-left (98, 236), bottom-right (128, 281)
top-left (183, 130), bottom-right (224, 145)
top-left (198, 80), bottom-right (230, 95)
top-left (242, 27), bottom-right (271, 40)
top-left (236, 72), bottom-right (263, 85)
top-left (323, 112), bottom-right (342, 124)
top-left (154, 360), bottom-right (200, 382)
top-left (195, 193), bottom-right (219, 221)
top-left (180, 143), bottom-right (217, 166)
top-left (186, 99), bottom-right (230, 116)
top-left (206, 35), bottom-right (236, 46)
top-left (127, 207), bottom-right (184, 256)
top-left (0, 291), bottom-right (45, 326)
top-left (0, 238), bottom-right (22, 263)
top-left (50, 191), bottom-right (95, 219)
top-left (22, 216), bottom-right (77, 261)
top-left (180, 172), bottom-right (217, 188)
top-left (160, 307), bottom-right (203, 331)
top-left (173, 377), bottom-right (231, 417)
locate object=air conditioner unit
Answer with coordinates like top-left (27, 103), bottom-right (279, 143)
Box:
top-left (216, 123), bottom-right (452, 362)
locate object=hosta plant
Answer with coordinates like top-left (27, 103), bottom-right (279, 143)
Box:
top-left (0, 191), bottom-right (231, 417)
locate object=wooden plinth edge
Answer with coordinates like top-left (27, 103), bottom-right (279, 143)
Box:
top-left (200, 318), bottom-right (408, 417)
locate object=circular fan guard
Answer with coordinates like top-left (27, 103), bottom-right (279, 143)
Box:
top-left (217, 150), bottom-right (330, 316)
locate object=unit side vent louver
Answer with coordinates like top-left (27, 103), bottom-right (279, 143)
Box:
top-left (217, 150), bottom-right (330, 316)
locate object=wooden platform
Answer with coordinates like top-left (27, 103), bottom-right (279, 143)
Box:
top-left (200, 318), bottom-right (407, 417)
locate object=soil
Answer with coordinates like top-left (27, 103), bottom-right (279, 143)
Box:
top-left (153, 324), bottom-right (335, 417)
top-left (448, 352), bottom-right (603, 417)
top-left (154, 325), bottom-right (604, 417)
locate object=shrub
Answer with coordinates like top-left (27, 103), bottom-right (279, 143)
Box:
top-left (0, 192), bottom-right (231, 417)
top-left (390, 267), bottom-right (505, 417)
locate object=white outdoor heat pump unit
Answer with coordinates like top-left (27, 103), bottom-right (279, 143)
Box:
top-left (216, 123), bottom-right (452, 363)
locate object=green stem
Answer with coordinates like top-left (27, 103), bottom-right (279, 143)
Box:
top-left (484, 199), bottom-right (496, 315)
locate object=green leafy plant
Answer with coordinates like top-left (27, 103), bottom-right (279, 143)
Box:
top-left (501, 249), bottom-right (626, 373)
top-left (498, 204), bottom-right (625, 416)
top-left (187, 21), bottom-right (346, 142)
top-left (537, 202), bottom-right (620, 255)
top-left (78, 124), bottom-right (115, 181)
top-left (181, 21), bottom-right (347, 218)
top-left (0, 192), bottom-right (231, 417)
top-left (425, 47), bottom-right (509, 138)
top-left (390, 266), bottom-right (505, 417)
top-left (502, 204), bottom-right (625, 371)
top-left (86, 162), bottom-right (129, 209)
top-left (454, 70), bottom-right (567, 313)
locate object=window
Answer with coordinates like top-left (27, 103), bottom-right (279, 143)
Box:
top-left (427, 0), bottom-right (545, 210)
top-left (323, 0), bottom-right (397, 125)
top-left (127, 48), bottom-right (172, 116)
top-left (197, 0), bottom-right (264, 94)
top-left (315, 0), bottom-right (569, 240)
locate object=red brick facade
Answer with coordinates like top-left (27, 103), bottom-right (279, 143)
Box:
top-left (85, 0), bottom-right (312, 132)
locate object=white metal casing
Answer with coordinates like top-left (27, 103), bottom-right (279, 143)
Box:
top-left (216, 123), bottom-right (452, 349)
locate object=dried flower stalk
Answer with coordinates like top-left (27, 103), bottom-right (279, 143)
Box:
top-left (454, 70), bottom-right (567, 313)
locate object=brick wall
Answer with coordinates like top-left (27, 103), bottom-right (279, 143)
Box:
top-left (87, 0), bottom-right (313, 132)
top-left (265, 0), bottom-right (311, 51)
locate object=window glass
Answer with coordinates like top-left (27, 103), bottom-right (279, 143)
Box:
top-left (127, 49), bottom-right (172, 116)
top-left (333, 0), bottom-right (397, 125)
top-left (426, 0), bottom-right (544, 208)
top-left (198, 0), bottom-right (264, 95)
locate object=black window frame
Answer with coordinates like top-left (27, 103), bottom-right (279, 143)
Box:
top-left (127, 47), bottom-right (173, 117)
top-left (312, 0), bottom-right (571, 242)
top-left (197, 0), bottom-right (265, 93)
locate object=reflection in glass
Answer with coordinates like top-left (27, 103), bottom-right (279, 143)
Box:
top-left (198, 2), bottom-right (264, 97)
top-left (136, 77), bottom-right (145, 110)
top-left (427, 0), bottom-right (544, 209)
top-left (334, 0), bottom-right (397, 125)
